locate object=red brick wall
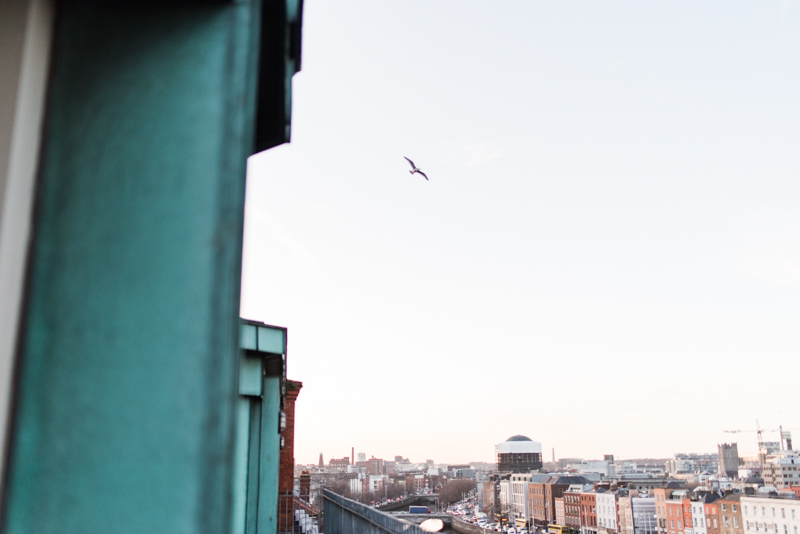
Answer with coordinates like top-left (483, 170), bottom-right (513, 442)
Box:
top-left (565, 493), bottom-right (581, 528)
top-left (529, 483), bottom-right (546, 526)
top-left (581, 493), bottom-right (597, 530)
top-left (278, 380), bottom-right (303, 532)
top-left (682, 500), bottom-right (692, 534)
top-left (667, 501), bottom-right (684, 534)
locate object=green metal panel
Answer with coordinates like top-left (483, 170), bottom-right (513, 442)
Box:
top-left (257, 326), bottom-right (286, 354)
top-left (3, 2), bottom-right (264, 533)
top-left (239, 355), bottom-right (264, 396)
top-left (241, 324), bottom-right (258, 351)
top-left (236, 320), bottom-right (287, 534)
top-left (232, 398), bottom-right (253, 534)
top-left (258, 376), bottom-right (282, 534)
top-left (246, 400), bottom-right (263, 534)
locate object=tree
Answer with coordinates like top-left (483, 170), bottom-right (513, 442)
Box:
top-left (385, 482), bottom-right (405, 499)
top-left (439, 479), bottom-right (477, 506)
top-left (329, 478), bottom-right (351, 498)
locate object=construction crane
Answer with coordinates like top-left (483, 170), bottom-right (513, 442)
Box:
top-left (724, 421), bottom-right (787, 468)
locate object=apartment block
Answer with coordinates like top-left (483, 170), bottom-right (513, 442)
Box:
top-left (704, 497), bottom-right (721, 534)
top-left (366, 457), bottom-right (385, 475)
top-left (581, 489), bottom-right (604, 534)
top-left (597, 490), bottom-right (619, 533)
top-left (565, 488), bottom-right (583, 531)
top-left (668, 454), bottom-right (719, 475)
top-left (531, 476), bottom-right (592, 529)
top-left (762, 453), bottom-right (800, 489)
top-left (556, 497), bottom-right (567, 528)
top-left (741, 496), bottom-right (800, 534)
top-left (719, 495), bottom-right (744, 534)
top-left (656, 487), bottom-right (678, 534)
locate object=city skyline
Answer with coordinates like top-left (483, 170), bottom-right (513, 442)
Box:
top-left (298, 435), bottom-right (782, 468)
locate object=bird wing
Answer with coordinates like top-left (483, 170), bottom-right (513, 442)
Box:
top-left (418, 171), bottom-right (429, 181)
top-left (404, 156), bottom-right (416, 168)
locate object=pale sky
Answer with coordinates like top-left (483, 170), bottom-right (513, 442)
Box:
top-left (241, 1), bottom-right (800, 466)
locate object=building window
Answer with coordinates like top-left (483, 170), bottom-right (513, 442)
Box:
top-left (734, 519), bottom-right (739, 528)
top-left (723, 504), bottom-right (728, 512)
top-left (745, 507), bottom-right (749, 516)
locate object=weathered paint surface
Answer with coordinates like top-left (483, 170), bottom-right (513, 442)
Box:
top-left (3, 3), bottom-right (262, 533)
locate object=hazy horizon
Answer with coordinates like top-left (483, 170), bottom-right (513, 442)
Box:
top-left (241, 1), bottom-right (800, 465)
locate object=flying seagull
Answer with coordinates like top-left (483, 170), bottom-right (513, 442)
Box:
top-left (404, 156), bottom-right (428, 181)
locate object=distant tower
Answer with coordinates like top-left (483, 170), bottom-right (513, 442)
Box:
top-left (552, 448), bottom-right (555, 463)
top-left (352, 447), bottom-right (354, 465)
top-left (718, 443), bottom-right (740, 477)
top-left (318, 452), bottom-right (324, 468)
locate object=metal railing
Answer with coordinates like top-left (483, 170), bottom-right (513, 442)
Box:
top-left (278, 492), bottom-right (295, 534)
top-left (323, 490), bottom-right (425, 534)
top-left (279, 490), bottom-right (323, 534)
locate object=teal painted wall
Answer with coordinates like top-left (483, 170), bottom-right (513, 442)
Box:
top-left (235, 323), bottom-right (287, 534)
top-left (259, 376), bottom-right (282, 534)
top-left (3, 3), bottom-right (263, 533)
